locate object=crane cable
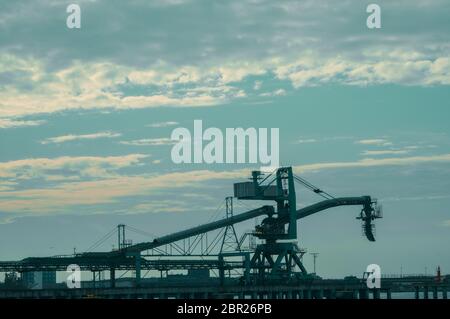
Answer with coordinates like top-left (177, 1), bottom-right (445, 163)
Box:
top-left (84, 227), bottom-right (117, 253)
top-left (293, 174), bottom-right (335, 200)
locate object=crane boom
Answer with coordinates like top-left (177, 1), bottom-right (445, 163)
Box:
top-left (123, 196), bottom-right (374, 254)
top-left (124, 205), bottom-right (274, 254)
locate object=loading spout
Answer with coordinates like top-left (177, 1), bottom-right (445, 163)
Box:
top-left (295, 196), bottom-right (379, 242)
top-left (269, 196), bottom-right (378, 241)
top-left (296, 196), bottom-right (373, 220)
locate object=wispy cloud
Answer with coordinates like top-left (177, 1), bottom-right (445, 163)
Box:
top-left (356, 139), bottom-right (393, 147)
top-left (123, 200), bottom-right (191, 215)
top-left (119, 138), bottom-right (174, 146)
top-left (260, 89), bottom-right (286, 97)
top-left (0, 118), bottom-right (45, 129)
top-left (147, 121), bottom-right (179, 128)
top-left (295, 138), bottom-right (318, 144)
top-left (381, 195), bottom-right (450, 202)
top-left (41, 131), bottom-right (121, 144)
top-left (361, 150), bottom-right (410, 156)
top-left (0, 169), bottom-right (243, 214)
top-left (294, 136), bottom-right (353, 144)
top-left (0, 154), bottom-right (148, 180)
top-left (293, 154), bottom-right (450, 173)
top-left (253, 81), bottom-right (262, 90)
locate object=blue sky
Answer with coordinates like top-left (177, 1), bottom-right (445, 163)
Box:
top-left (0, 0), bottom-right (449, 278)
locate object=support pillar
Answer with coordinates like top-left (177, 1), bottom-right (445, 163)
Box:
top-left (359, 289), bottom-right (369, 299)
top-left (372, 289), bottom-right (380, 299)
top-left (443, 287), bottom-right (447, 299)
top-left (386, 290), bottom-right (392, 299)
top-left (424, 286), bottom-right (429, 299)
top-left (218, 255), bottom-right (225, 286)
top-left (110, 268), bottom-right (115, 288)
top-left (317, 289), bottom-right (324, 299)
top-left (415, 286), bottom-right (419, 299)
top-left (329, 289), bottom-right (336, 299)
top-left (304, 290), bottom-right (311, 299)
top-left (433, 287), bottom-right (438, 299)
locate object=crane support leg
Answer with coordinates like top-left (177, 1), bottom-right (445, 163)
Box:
top-left (135, 255), bottom-right (141, 287)
top-left (250, 242), bottom-right (307, 282)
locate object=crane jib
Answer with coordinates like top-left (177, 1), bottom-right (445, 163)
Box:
top-left (124, 196), bottom-right (372, 254)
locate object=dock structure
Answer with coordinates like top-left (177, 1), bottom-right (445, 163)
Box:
top-left (0, 277), bottom-right (448, 299)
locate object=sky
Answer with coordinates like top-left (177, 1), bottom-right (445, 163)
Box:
top-left (0, 0), bottom-right (449, 279)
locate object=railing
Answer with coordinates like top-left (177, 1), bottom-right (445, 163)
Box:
top-left (381, 274), bottom-right (435, 279)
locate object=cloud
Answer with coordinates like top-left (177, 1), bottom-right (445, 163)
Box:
top-left (293, 154), bottom-right (450, 173)
top-left (41, 131), bottom-right (121, 144)
top-left (253, 81), bottom-right (262, 90)
top-left (0, 154), bottom-right (149, 180)
top-left (275, 56), bottom-right (450, 88)
top-left (0, 1), bottom-right (449, 118)
top-left (295, 138), bottom-right (318, 144)
top-left (147, 121), bottom-right (179, 128)
top-left (356, 139), bottom-right (393, 146)
top-left (119, 138), bottom-right (174, 146)
top-left (3, 49), bottom-right (447, 119)
top-left (123, 199), bottom-right (219, 215)
top-left (294, 136), bottom-right (353, 144)
top-left (125, 201), bottom-right (191, 215)
top-left (2, 153), bottom-right (450, 216)
top-left (260, 89), bottom-right (286, 97)
top-left (0, 118), bottom-right (45, 129)
top-left (443, 220), bottom-right (450, 227)
top-left (0, 56), bottom-right (248, 118)
top-left (361, 150), bottom-right (410, 156)
top-left (381, 195), bottom-right (450, 203)
top-left (2, 0), bottom-right (449, 69)
top-left (0, 169), bottom-right (244, 214)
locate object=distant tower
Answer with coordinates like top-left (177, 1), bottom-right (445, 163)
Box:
top-left (118, 224), bottom-right (126, 250)
top-left (436, 266), bottom-right (442, 283)
top-left (310, 252), bottom-right (319, 274)
top-left (220, 197), bottom-right (241, 253)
